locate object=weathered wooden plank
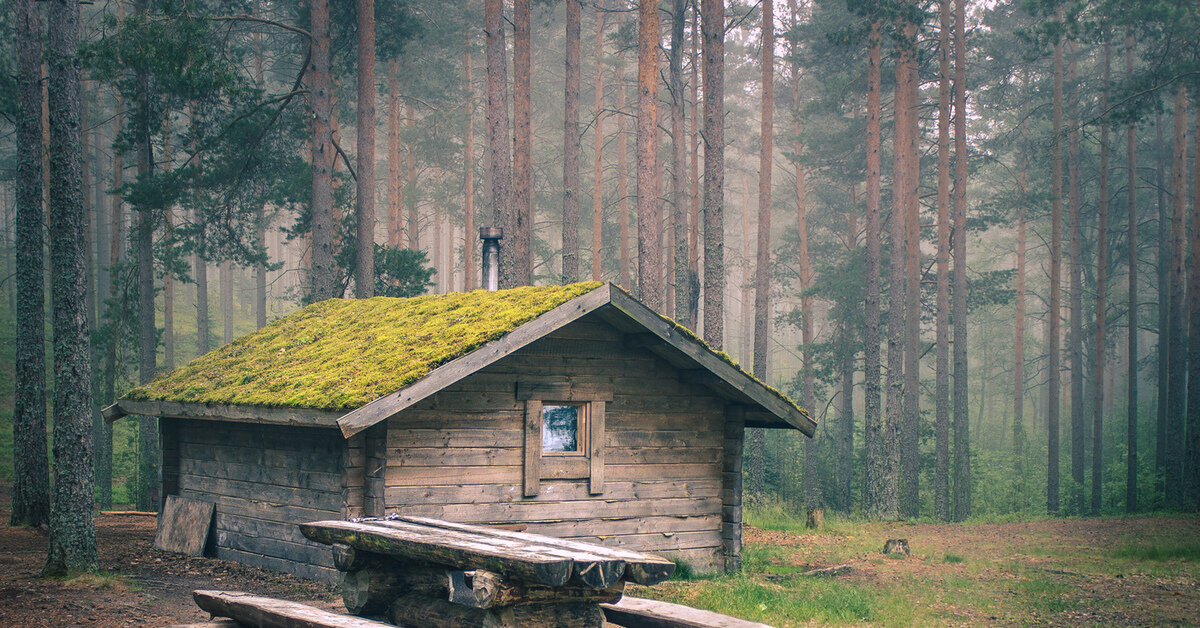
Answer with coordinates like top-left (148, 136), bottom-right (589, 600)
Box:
top-left (179, 474), bottom-right (342, 512)
top-left (600, 596), bottom-right (774, 628)
top-left (215, 529), bottom-right (334, 568)
top-left (108, 398), bottom-right (344, 428)
top-left (178, 442), bottom-right (343, 475)
top-left (388, 446), bottom-right (523, 467)
top-left (183, 491), bottom-right (338, 525)
top-left (606, 430), bottom-right (721, 448)
top-left (606, 447), bottom-right (722, 465)
top-left (213, 547), bottom-right (339, 583)
top-left (387, 496), bottom-right (723, 524)
top-left (721, 407), bottom-right (745, 573)
top-left (516, 378), bottom-right (614, 401)
top-left (452, 569), bottom-right (624, 609)
top-left (385, 410), bottom-right (523, 431)
top-left (192, 590), bottom-right (392, 628)
top-left (400, 517), bottom-right (674, 586)
top-left (180, 458), bottom-right (343, 493)
top-left (523, 400), bottom-right (542, 497)
top-left (336, 285), bottom-right (613, 438)
top-left (154, 496), bottom-right (214, 556)
top-left (588, 401), bottom-right (605, 494)
top-left (385, 464), bottom-right (523, 487)
top-left (384, 479), bottom-right (722, 507)
top-left (567, 530), bottom-right (721, 553)
top-left (299, 519), bottom-right (574, 587)
top-left (544, 319), bottom-right (625, 342)
top-left (386, 428), bottom-right (524, 449)
top-left (388, 518), bottom-right (626, 588)
top-left (606, 463), bottom-right (720, 482)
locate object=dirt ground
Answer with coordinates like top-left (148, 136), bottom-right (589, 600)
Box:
top-left (0, 486), bottom-right (338, 627)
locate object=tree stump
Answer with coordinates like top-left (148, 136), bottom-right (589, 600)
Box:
top-left (805, 508), bottom-right (825, 530)
top-left (883, 539), bottom-right (910, 556)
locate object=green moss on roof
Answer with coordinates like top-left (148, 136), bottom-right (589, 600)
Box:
top-left (125, 282), bottom-right (604, 411)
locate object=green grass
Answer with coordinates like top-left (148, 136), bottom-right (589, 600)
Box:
top-left (943, 553), bottom-right (965, 564)
top-left (1111, 540), bottom-right (1200, 562)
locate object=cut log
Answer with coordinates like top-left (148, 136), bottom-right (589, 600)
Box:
top-left (398, 515), bottom-right (674, 585)
top-left (882, 539), bottom-right (910, 556)
top-left (804, 509), bottom-right (824, 530)
top-left (300, 519), bottom-right (572, 586)
top-left (341, 564), bottom-right (450, 616)
top-left (600, 596), bottom-right (774, 628)
top-left (332, 543), bottom-right (378, 572)
top-left (192, 590), bottom-right (394, 628)
top-left (765, 564), bottom-right (852, 580)
top-left (389, 594), bottom-right (606, 628)
top-left (450, 569), bottom-right (625, 609)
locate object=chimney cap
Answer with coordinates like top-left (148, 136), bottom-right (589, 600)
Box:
top-left (479, 227), bottom-right (503, 240)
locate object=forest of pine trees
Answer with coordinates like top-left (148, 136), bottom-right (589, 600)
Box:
top-left (1, 0), bottom-right (1200, 574)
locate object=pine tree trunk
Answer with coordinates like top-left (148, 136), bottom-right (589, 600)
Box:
top-left (670, 0), bottom-right (689, 322)
top-left (898, 0), bottom-right (921, 520)
top-left (221, 260), bottom-right (233, 344)
top-left (1155, 109), bottom-right (1167, 506)
top-left (11, 0), bottom-right (50, 529)
top-left (951, 0), bottom-right (970, 520)
top-left (134, 0), bottom-right (158, 513)
top-left (688, 11), bottom-right (700, 326)
top-left (310, 0), bottom-right (336, 299)
top-left (45, 0), bottom-right (97, 574)
top-left (1165, 86), bottom-right (1187, 508)
top-left (92, 117), bottom-right (111, 510)
top-left (1125, 35), bottom-right (1138, 514)
top-left (355, 0), bottom-right (376, 298)
top-left (562, 0), bottom-right (581, 283)
top-left (490, 0), bottom-right (515, 286)
top-left (1187, 104), bottom-right (1200, 512)
top-left (934, 0), bottom-right (952, 523)
top-left (700, 0), bottom-right (724, 348)
top-left (388, 60), bottom-right (402, 249)
top-left (885, 15), bottom-right (907, 521)
top-left (1092, 41), bottom-right (1110, 517)
top-left (161, 123), bottom-right (175, 368)
top-left (592, 7), bottom-right (607, 283)
top-left (405, 107), bottom-right (419, 252)
top-left (616, 53), bottom-right (631, 290)
top-left (463, 48), bottom-right (476, 290)
top-left (510, 0), bottom-right (530, 286)
top-left (1047, 38), bottom-right (1065, 515)
top-left (1067, 43), bottom-right (1085, 516)
top-left (863, 22), bottom-right (885, 519)
top-left (1015, 71), bottom-right (1029, 503)
top-left (636, 0), bottom-right (662, 309)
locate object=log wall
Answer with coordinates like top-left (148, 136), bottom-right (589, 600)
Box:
top-left (171, 419), bottom-right (344, 582)
top-left (383, 319), bottom-right (736, 573)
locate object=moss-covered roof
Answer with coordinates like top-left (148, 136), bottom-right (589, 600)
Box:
top-left (125, 282), bottom-right (604, 411)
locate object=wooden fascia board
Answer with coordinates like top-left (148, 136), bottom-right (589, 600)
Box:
top-left (336, 284), bottom-right (615, 438)
top-left (103, 398), bottom-right (343, 428)
top-left (605, 289), bottom-right (815, 436)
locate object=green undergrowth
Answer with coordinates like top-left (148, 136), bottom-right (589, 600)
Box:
top-left (1111, 539), bottom-right (1200, 562)
top-left (126, 282), bottom-right (603, 410)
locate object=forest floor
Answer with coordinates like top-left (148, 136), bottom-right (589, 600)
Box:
top-left (0, 489), bottom-right (1196, 626)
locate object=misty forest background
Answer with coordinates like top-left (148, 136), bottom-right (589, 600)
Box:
top-left (2, 0), bottom-right (1199, 553)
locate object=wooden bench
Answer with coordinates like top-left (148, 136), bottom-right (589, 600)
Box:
top-left (183, 516), bottom-right (774, 628)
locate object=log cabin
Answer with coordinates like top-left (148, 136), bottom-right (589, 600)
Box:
top-left (104, 281), bottom-right (813, 583)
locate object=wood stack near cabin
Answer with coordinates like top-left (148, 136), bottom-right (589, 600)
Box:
top-left (299, 516), bottom-right (676, 627)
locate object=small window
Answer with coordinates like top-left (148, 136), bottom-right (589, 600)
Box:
top-left (542, 403), bottom-right (585, 454)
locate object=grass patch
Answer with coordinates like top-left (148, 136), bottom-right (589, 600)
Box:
top-left (58, 571), bottom-right (139, 592)
top-left (943, 553), bottom-right (965, 564)
top-left (1111, 540), bottom-right (1200, 562)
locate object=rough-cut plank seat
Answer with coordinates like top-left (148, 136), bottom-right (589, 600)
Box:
top-left (601, 596), bottom-right (776, 628)
top-left (399, 515), bottom-right (675, 585)
top-left (299, 519), bottom-right (574, 586)
top-left (191, 590), bottom-right (394, 628)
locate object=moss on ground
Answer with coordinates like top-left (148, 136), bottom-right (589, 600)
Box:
top-left (126, 283), bottom-right (603, 411)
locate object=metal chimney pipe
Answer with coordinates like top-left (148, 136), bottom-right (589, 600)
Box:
top-left (479, 227), bottom-right (503, 291)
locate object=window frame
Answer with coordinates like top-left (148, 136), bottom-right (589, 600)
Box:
top-left (539, 401), bottom-right (589, 457)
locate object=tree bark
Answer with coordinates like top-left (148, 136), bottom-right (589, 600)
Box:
top-left (701, 0), bottom-right (724, 348)
top-left (898, 0), bottom-right (921, 521)
top-left (616, 50), bottom-right (631, 290)
top-left (592, 7), bottom-right (607, 283)
top-left (45, 0), bottom-right (97, 574)
top-left (355, 0), bottom-right (376, 298)
top-left (863, 21), bottom-right (886, 519)
top-left (670, 0), bottom-right (689, 323)
top-left (1015, 70), bottom-right (1030, 503)
top-left (1125, 35), bottom-right (1138, 514)
top-left (11, 0), bottom-right (50, 529)
top-left (134, 0), bottom-right (157, 514)
top-left (637, 0), bottom-right (662, 309)
top-left (1188, 103), bottom-right (1200, 511)
top-left (464, 48), bottom-right (476, 290)
top-left (1155, 109), bottom-right (1167, 506)
top-left (951, 0), bottom-right (970, 521)
top-left (688, 11), bottom-right (700, 327)
top-left (1047, 38), bottom-right (1064, 516)
top-left (1165, 85), bottom-right (1187, 508)
top-left (491, 0), bottom-right (515, 286)
top-left (221, 261), bottom-right (233, 344)
top-left (92, 114), bottom-right (111, 510)
top-left (1067, 43), bottom-right (1085, 516)
top-left (388, 60), bottom-right (402, 249)
top-left (562, 0), bottom-right (581, 283)
top-left (1092, 41), bottom-right (1110, 517)
top-left (309, 0), bottom-right (336, 300)
top-left (754, 0), bottom-right (775, 381)
top-left (934, 0), bottom-right (952, 523)
top-left (886, 9), bottom-right (909, 522)
top-left (510, 0), bottom-right (530, 286)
